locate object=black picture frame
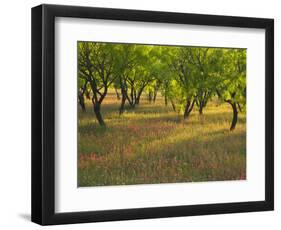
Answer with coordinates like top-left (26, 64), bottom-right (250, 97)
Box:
top-left (31, 4), bottom-right (274, 225)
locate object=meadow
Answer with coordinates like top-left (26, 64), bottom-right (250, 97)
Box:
top-left (78, 91), bottom-right (246, 187)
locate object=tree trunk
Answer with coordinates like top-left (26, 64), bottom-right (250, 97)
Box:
top-left (134, 90), bottom-right (137, 104)
top-left (148, 91), bottom-right (153, 103)
top-left (170, 99), bottom-right (176, 112)
top-left (93, 102), bottom-right (105, 126)
top-left (184, 99), bottom-right (195, 119)
top-left (199, 106), bottom-right (203, 115)
top-left (153, 90), bottom-right (158, 103)
top-left (119, 89), bottom-right (126, 115)
top-left (237, 103), bottom-right (242, 112)
top-left (135, 87), bottom-right (145, 105)
top-left (164, 94), bottom-right (168, 106)
top-left (78, 95), bottom-right (86, 112)
top-left (183, 102), bottom-right (190, 119)
top-left (115, 87), bottom-right (120, 100)
top-left (230, 102), bottom-right (238, 131)
top-left (197, 98), bottom-right (207, 115)
top-left (85, 90), bottom-right (91, 100)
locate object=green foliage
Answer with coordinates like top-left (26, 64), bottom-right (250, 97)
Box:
top-left (216, 49), bottom-right (246, 109)
top-left (77, 41), bottom-right (246, 128)
top-left (77, 42), bottom-right (247, 184)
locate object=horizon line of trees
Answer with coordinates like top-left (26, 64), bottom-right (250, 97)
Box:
top-left (78, 42), bottom-right (246, 130)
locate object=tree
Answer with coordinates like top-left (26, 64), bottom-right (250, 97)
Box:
top-left (78, 42), bottom-right (119, 126)
top-left (168, 47), bottom-right (197, 119)
top-left (115, 45), bottom-right (156, 114)
top-left (145, 79), bottom-right (161, 103)
top-left (78, 78), bottom-right (88, 112)
top-left (78, 42), bottom-right (246, 130)
top-left (113, 44), bottom-right (138, 114)
top-left (125, 65), bottom-right (152, 107)
top-left (216, 49), bottom-right (246, 130)
top-left (184, 47), bottom-right (215, 114)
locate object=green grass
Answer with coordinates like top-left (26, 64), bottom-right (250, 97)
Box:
top-left (78, 91), bottom-right (246, 186)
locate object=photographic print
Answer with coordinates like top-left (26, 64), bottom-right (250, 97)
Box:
top-left (77, 42), bottom-right (246, 187)
top-left (32, 4), bottom-right (274, 225)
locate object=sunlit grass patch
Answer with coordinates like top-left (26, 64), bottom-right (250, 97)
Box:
top-left (78, 93), bottom-right (246, 186)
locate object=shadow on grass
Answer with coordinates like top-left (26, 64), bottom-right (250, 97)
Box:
top-left (79, 111), bottom-right (246, 139)
top-left (80, 95), bottom-right (246, 126)
top-left (78, 128), bottom-right (246, 186)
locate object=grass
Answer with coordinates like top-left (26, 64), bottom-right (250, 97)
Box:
top-left (78, 91), bottom-right (246, 187)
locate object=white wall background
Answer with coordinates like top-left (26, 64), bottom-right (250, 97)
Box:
top-left (0, 0), bottom-right (279, 229)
